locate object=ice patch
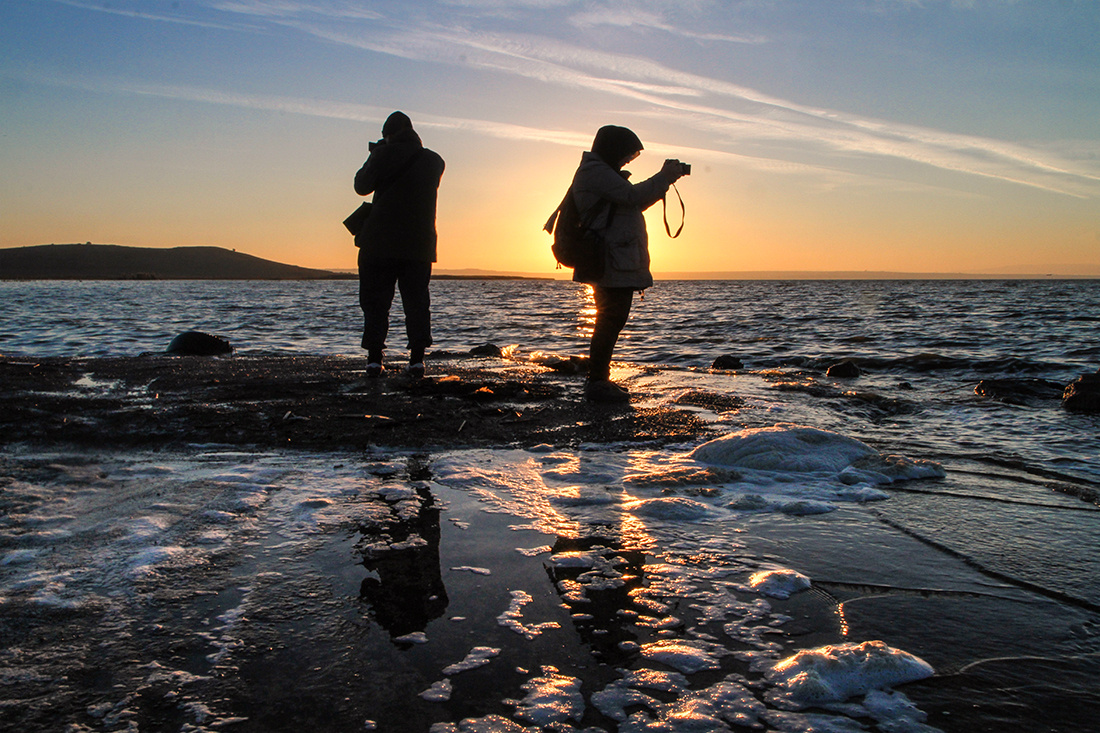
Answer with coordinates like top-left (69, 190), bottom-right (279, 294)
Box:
top-left (451, 565), bottom-right (492, 575)
top-left (693, 424), bottom-right (944, 485)
top-left (442, 646), bottom-right (501, 675)
top-left (428, 714), bottom-right (533, 732)
top-left (420, 679), bottom-right (453, 702)
top-left (394, 631), bottom-right (429, 645)
top-left (749, 569), bottom-right (812, 599)
top-left (547, 551), bottom-right (605, 569)
top-left (515, 545), bottom-right (551, 557)
top-left (595, 671), bottom-right (766, 731)
top-left (496, 590), bottom-right (560, 639)
top-left (765, 640), bottom-right (934, 709)
top-left (510, 666), bottom-right (584, 726)
top-left (640, 639), bottom-right (722, 674)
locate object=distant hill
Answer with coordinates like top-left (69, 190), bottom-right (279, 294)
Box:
top-left (0, 244), bottom-right (350, 280)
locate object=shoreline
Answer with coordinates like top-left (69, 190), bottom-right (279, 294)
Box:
top-left (0, 354), bottom-right (713, 452)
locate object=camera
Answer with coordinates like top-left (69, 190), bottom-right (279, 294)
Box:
top-left (680, 162), bottom-right (691, 175)
top-left (368, 138), bottom-right (386, 151)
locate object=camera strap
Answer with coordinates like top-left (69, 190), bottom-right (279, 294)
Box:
top-left (662, 183), bottom-right (685, 238)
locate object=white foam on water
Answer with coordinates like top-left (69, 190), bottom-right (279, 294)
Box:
top-left (692, 424), bottom-right (945, 487)
top-left (748, 569), bottom-right (812, 599)
top-left (640, 639), bottom-right (724, 674)
top-left (764, 640), bottom-right (935, 709)
top-left (451, 565), bottom-right (492, 575)
top-left (1, 436), bottom-right (947, 733)
top-left (496, 590), bottom-right (560, 639)
top-left (594, 670), bottom-right (766, 732)
top-left (442, 646), bottom-right (502, 675)
top-left (420, 679), bottom-right (453, 702)
top-left (510, 666), bottom-right (585, 726)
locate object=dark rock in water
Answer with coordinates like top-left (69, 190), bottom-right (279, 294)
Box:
top-left (1062, 372), bottom-right (1100, 413)
top-left (826, 360), bottom-right (861, 378)
top-left (975, 378), bottom-right (1064, 405)
top-left (469, 343), bottom-right (502, 357)
top-left (166, 331), bottom-right (233, 356)
top-left (541, 355), bottom-right (589, 374)
top-left (712, 355), bottom-right (743, 370)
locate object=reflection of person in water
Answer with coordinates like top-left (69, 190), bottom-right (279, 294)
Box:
top-left (544, 535), bottom-right (647, 663)
top-left (359, 482), bottom-right (448, 639)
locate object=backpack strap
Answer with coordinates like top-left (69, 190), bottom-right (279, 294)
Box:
top-left (543, 189), bottom-right (571, 233)
top-left (543, 187), bottom-right (614, 233)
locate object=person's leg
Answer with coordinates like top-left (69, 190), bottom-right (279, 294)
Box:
top-left (588, 286), bottom-right (634, 382)
top-left (397, 260), bottom-right (433, 367)
top-left (359, 255), bottom-right (400, 367)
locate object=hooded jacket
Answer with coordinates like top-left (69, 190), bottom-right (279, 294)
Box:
top-left (571, 151), bottom-right (669, 289)
top-left (354, 128), bottom-right (445, 262)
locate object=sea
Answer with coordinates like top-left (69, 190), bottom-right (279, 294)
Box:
top-left (1, 278), bottom-right (1098, 732)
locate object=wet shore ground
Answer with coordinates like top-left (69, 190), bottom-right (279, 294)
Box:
top-left (3, 354), bottom-right (1098, 732)
top-left (0, 354), bottom-right (711, 451)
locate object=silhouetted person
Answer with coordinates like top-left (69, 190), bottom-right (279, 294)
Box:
top-left (354, 111), bottom-right (445, 378)
top-left (570, 126), bottom-right (686, 402)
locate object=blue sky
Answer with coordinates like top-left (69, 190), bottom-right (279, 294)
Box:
top-left (2, 0), bottom-right (1098, 274)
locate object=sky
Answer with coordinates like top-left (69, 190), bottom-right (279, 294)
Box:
top-left (1, 0), bottom-right (1098, 276)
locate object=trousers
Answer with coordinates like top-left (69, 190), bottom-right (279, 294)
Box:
top-left (359, 255), bottom-right (433, 356)
top-left (588, 286), bottom-right (634, 381)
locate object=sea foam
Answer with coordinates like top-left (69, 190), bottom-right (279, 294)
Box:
top-left (765, 640), bottom-right (934, 709)
top-left (693, 424), bottom-right (944, 485)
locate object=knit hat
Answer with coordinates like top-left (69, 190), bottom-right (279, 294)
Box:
top-left (591, 125), bottom-right (644, 169)
top-left (382, 111), bottom-right (413, 137)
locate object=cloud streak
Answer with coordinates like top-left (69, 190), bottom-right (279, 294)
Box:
top-left (39, 0), bottom-right (1100, 198)
top-left (290, 18), bottom-right (1100, 197)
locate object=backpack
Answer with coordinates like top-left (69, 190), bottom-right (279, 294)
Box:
top-left (543, 187), bottom-right (613, 282)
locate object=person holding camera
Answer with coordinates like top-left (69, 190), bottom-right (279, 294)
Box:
top-left (571, 125), bottom-right (688, 402)
top-left (354, 111), bottom-right (445, 378)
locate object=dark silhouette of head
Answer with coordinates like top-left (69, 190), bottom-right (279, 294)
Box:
top-left (382, 111), bottom-right (414, 137)
top-left (592, 125), bottom-right (644, 169)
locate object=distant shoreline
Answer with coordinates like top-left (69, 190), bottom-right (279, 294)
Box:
top-left (5, 273), bottom-right (1097, 282)
top-left (1, 244), bottom-right (1096, 281)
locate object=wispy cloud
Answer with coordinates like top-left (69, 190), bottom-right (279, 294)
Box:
top-left (568, 7), bottom-right (767, 44)
top-left (53, 0), bottom-right (264, 33)
top-left (292, 20), bottom-right (1099, 197)
top-left (205, 0), bottom-right (383, 20)
top-left (39, 0), bottom-right (1100, 198)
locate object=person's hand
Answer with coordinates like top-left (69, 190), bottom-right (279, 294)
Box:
top-left (661, 158), bottom-right (685, 183)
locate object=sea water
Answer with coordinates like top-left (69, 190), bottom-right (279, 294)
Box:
top-left (1, 278), bottom-right (1098, 731)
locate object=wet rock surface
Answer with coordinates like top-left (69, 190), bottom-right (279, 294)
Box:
top-left (0, 355), bottom-right (711, 450)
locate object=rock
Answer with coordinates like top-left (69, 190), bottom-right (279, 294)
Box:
top-left (975, 378), bottom-right (1064, 405)
top-left (541, 355), bottom-right (589, 374)
top-left (469, 343), bottom-right (502, 357)
top-left (1062, 372), bottom-right (1100, 413)
top-left (165, 331), bottom-right (232, 356)
top-left (711, 355), bottom-right (743, 370)
top-left (826, 360), bottom-right (860, 378)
